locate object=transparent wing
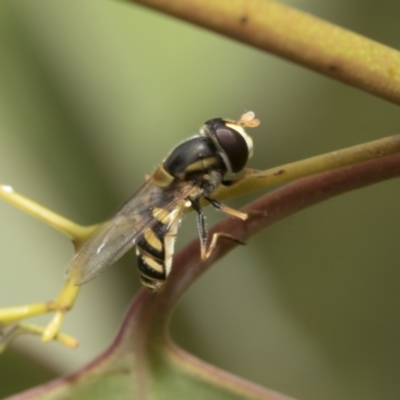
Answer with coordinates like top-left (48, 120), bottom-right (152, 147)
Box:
top-left (67, 179), bottom-right (199, 285)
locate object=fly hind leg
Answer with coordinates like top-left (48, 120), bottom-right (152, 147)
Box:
top-left (190, 198), bottom-right (245, 262)
top-left (201, 232), bottom-right (245, 261)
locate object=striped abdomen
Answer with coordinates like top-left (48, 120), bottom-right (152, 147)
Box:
top-left (136, 207), bottom-right (182, 292)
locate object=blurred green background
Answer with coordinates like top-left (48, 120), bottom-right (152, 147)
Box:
top-left (0, 1), bottom-right (400, 399)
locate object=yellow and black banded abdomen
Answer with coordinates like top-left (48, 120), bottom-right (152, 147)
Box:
top-left (136, 221), bottom-right (169, 292)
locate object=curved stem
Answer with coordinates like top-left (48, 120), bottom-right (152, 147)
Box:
top-left (143, 152), bottom-right (400, 337)
top-left (130, 0), bottom-right (400, 104)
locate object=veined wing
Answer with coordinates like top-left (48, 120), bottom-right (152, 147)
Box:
top-left (67, 179), bottom-right (199, 285)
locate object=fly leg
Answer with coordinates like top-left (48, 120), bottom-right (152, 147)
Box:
top-left (190, 198), bottom-right (208, 258)
top-left (201, 232), bottom-right (245, 260)
top-left (204, 197), bottom-right (248, 221)
top-left (191, 198), bottom-right (245, 261)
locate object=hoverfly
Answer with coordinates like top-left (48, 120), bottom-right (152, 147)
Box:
top-left (67, 112), bottom-right (260, 292)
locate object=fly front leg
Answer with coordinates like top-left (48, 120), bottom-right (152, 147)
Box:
top-left (191, 198), bottom-right (245, 261)
top-left (204, 197), bottom-right (248, 220)
top-left (190, 198), bottom-right (208, 258)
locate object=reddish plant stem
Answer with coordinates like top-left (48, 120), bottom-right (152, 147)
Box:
top-left (9, 153), bottom-right (400, 400)
top-left (143, 152), bottom-right (400, 337)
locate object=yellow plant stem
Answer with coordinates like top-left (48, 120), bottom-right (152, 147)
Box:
top-left (0, 185), bottom-right (97, 246)
top-left (0, 186), bottom-right (86, 347)
top-left (42, 276), bottom-right (81, 342)
top-left (0, 323), bottom-right (78, 352)
top-left (0, 276), bottom-right (80, 345)
top-left (24, 323), bottom-right (79, 348)
top-left (215, 134), bottom-right (400, 201)
top-left (0, 303), bottom-right (51, 325)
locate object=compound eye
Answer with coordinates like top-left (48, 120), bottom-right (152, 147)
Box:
top-left (214, 126), bottom-right (248, 173)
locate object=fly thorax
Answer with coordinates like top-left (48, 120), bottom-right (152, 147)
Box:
top-left (162, 136), bottom-right (226, 181)
top-left (152, 165), bottom-right (175, 188)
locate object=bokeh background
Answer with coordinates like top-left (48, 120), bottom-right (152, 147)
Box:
top-left (1, 1), bottom-right (400, 399)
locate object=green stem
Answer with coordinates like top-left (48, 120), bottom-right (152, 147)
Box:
top-left (0, 185), bottom-right (97, 244)
top-left (130, 0), bottom-right (400, 104)
top-left (216, 134), bottom-right (400, 201)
